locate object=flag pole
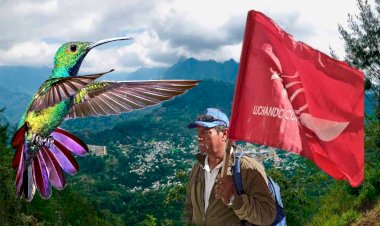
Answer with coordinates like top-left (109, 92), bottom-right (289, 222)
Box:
top-left (221, 139), bottom-right (232, 177)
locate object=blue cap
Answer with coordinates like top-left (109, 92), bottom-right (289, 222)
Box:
top-left (188, 108), bottom-right (229, 129)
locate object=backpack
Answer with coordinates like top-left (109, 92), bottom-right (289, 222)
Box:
top-left (232, 151), bottom-right (286, 226)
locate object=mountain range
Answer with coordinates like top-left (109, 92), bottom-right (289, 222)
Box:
top-left (0, 58), bottom-right (239, 125)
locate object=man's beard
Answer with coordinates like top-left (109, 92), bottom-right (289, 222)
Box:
top-left (199, 143), bottom-right (209, 153)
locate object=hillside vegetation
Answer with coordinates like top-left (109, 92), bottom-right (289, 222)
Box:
top-left (0, 74), bottom-right (378, 225)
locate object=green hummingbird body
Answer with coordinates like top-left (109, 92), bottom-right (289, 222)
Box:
top-left (21, 99), bottom-right (72, 140)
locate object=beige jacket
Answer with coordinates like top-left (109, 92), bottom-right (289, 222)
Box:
top-left (184, 153), bottom-right (276, 226)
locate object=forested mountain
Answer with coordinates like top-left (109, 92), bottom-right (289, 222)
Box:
top-left (0, 66), bottom-right (51, 95)
top-left (163, 57), bottom-right (238, 81)
top-left (0, 58), bottom-right (239, 125)
top-left (100, 67), bottom-right (168, 81)
top-left (0, 86), bottom-right (30, 123)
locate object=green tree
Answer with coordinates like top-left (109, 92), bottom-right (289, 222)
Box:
top-left (143, 214), bottom-right (158, 226)
top-left (338, 0), bottom-right (380, 120)
top-left (0, 108), bottom-right (24, 225)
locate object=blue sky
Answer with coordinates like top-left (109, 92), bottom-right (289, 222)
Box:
top-left (0, 0), bottom-right (364, 73)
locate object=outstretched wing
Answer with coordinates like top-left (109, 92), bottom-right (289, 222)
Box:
top-left (65, 80), bottom-right (200, 119)
top-left (28, 70), bottom-right (114, 112)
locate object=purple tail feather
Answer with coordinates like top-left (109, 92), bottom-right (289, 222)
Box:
top-left (15, 142), bottom-right (25, 196)
top-left (51, 128), bottom-right (88, 156)
top-left (12, 125), bottom-right (88, 201)
top-left (40, 146), bottom-right (66, 190)
top-left (32, 152), bottom-right (51, 199)
top-left (22, 164), bottom-right (36, 201)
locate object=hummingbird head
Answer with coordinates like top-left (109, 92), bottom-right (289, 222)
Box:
top-left (53, 37), bottom-right (133, 77)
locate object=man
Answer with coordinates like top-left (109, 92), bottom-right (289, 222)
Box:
top-left (184, 108), bottom-right (276, 225)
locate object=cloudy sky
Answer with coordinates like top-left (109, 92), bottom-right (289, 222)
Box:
top-left (0, 0), bottom-right (364, 73)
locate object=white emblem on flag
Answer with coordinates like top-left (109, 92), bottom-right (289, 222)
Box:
top-left (263, 43), bottom-right (350, 142)
top-left (271, 69), bottom-right (349, 141)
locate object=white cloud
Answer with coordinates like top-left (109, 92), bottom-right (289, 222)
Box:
top-left (0, 41), bottom-right (58, 66)
top-left (14, 0), bottom-right (58, 15)
top-left (70, 13), bottom-right (100, 34)
top-left (81, 30), bottom-right (177, 73)
top-left (0, 0), bottom-right (369, 72)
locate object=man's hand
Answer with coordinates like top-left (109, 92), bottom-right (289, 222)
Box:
top-left (215, 174), bottom-right (236, 204)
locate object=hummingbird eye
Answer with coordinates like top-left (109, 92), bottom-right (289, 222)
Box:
top-left (69, 44), bottom-right (77, 52)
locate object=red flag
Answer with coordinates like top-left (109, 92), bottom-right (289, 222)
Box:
top-left (229, 10), bottom-right (364, 187)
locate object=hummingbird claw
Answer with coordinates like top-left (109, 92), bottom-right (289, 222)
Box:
top-left (32, 134), bottom-right (54, 147)
top-left (32, 134), bottom-right (44, 146)
top-left (45, 136), bottom-right (54, 147)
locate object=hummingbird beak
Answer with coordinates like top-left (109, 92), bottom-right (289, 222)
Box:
top-left (87, 37), bottom-right (133, 50)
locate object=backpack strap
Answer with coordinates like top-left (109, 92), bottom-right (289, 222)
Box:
top-left (232, 151), bottom-right (245, 195)
top-left (267, 177), bottom-right (278, 203)
top-left (232, 151), bottom-right (247, 226)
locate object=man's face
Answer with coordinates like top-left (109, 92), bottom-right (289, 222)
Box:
top-left (197, 127), bottom-right (226, 154)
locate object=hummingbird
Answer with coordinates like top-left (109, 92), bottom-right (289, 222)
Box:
top-left (10, 37), bottom-right (199, 201)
